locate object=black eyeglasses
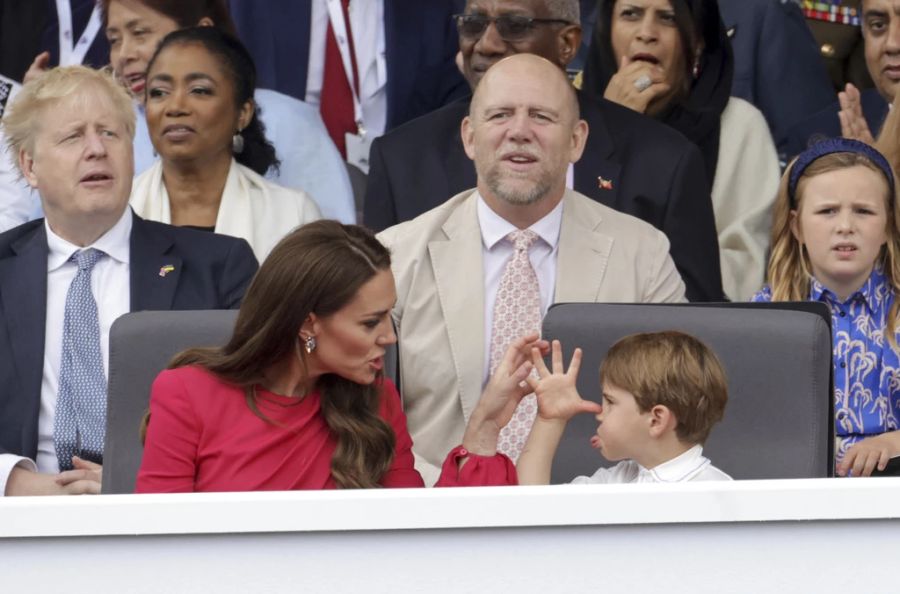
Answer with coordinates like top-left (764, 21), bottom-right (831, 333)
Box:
top-left (453, 14), bottom-right (571, 42)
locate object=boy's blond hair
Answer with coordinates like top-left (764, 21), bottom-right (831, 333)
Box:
top-left (600, 331), bottom-right (728, 444)
top-left (1, 65), bottom-right (135, 174)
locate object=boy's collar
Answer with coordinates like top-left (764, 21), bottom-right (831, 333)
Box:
top-left (637, 444), bottom-right (709, 482)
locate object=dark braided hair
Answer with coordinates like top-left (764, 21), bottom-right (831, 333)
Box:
top-left (146, 26), bottom-right (280, 175)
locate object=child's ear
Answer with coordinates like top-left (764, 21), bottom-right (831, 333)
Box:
top-left (648, 404), bottom-right (676, 438)
top-left (789, 209), bottom-right (803, 244)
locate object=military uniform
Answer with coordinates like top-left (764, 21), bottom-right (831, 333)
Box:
top-left (802, 0), bottom-right (873, 91)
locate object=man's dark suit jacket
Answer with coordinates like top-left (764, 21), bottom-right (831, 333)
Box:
top-left (363, 93), bottom-right (725, 302)
top-left (782, 89), bottom-right (889, 160)
top-left (228, 0), bottom-right (468, 131)
top-left (0, 214), bottom-right (259, 461)
top-left (718, 0), bottom-right (834, 152)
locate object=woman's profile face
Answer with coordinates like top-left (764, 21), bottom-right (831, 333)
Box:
top-left (144, 42), bottom-right (251, 166)
top-left (105, 0), bottom-right (180, 98)
top-left (305, 268), bottom-right (398, 386)
top-left (610, 0), bottom-right (686, 100)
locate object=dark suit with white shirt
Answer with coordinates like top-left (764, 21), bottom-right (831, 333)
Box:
top-left (0, 214), bottom-right (258, 461)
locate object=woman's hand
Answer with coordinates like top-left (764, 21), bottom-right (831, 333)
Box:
top-left (462, 333), bottom-right (549, 456)
top-left (527, 340), bottom-right (601, 421)
top-left (603, 56), bottom-right (671, 115)
top-left (838, 83), bottom-right (875, 145)
top-left (836, 431), bottom-right (900, 477)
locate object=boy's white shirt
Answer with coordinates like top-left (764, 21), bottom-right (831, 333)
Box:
top-left (570, 445), bottom-right (732, 484)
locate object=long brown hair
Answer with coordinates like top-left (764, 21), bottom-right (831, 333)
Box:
top-left (169, 221), bottom-right (396, 488)
top-left (766, 151), bottom-right (900, 349)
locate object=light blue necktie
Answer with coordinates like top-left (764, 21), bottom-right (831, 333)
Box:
top-left (54, 248), bottom-right (107, 471)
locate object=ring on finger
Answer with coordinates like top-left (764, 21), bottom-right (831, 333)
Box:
top-left (633, 75), bottom-right (652, 92)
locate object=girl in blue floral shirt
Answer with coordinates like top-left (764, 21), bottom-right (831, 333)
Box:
top-left (753, 138), bottom-right (900, 477)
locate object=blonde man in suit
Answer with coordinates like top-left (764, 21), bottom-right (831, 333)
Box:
top-left (378, 54), bottom-right (685, 485)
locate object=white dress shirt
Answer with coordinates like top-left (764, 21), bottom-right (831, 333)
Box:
top-left (306, 0), bottom-right (388, 139)
top-left (570, 445), bottom-right (732, 484)
top-left (0, 208), bottom-right (132, 494)
top-left (477, 194), bottom-right (563, 387)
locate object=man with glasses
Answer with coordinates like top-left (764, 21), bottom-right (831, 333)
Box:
top-left (364, 0), bottom-right (724, 303)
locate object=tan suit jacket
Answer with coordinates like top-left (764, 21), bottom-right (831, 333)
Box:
top-left (377, 189), bottom-right (686, 485)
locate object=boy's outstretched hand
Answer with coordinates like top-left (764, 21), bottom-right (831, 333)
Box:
top-left (527, 340), bottom-right (602, 421)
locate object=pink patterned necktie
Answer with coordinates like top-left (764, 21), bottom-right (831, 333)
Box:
top-left (490, 229), bottom-right (542, 461)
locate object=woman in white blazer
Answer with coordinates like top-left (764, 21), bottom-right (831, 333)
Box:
top-left (129, 26), bottom-right (320, 262)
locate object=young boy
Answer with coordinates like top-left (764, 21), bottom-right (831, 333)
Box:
top-left (517, 331), bottom-right (731, 484)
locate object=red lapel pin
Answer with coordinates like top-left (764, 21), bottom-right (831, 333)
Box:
top-left (598, 177), bottom-right (613, 190)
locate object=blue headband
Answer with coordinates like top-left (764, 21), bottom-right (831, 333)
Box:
top-left (788, 138), bottom-right (896, 206)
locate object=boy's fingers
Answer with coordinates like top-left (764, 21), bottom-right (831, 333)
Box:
top-left (580, 400), bottom-right (603, 414)
top-left (531, 346), bottom-right (550, 376)
top-left (551, 340), bottom-right (564, 373)
top-left (567, 348), bottom-right (582, 378)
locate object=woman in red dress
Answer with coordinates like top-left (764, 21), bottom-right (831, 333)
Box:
top-left (136, 220), bottom-right (538, 492)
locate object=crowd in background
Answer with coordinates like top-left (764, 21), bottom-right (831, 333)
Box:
top-left (1, 0), bottom-right (899, 495)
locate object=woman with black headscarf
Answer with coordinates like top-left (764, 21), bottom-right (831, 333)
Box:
top-left (582, 0), bottom-right (779, 301)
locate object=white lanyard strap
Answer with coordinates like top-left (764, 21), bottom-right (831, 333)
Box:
top-left (56, 0), bottom-right (103, 66)
top-left (326, 0), bottom-right (365, 136)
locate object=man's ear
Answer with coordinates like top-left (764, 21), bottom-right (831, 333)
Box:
top-left (461, 115), bottom-right (476, 160)
top-left (19, 149), bottom-right (39, 189)
top-left (647, 404), bottom-right (676, 438)
top-left (197, 16), bottom-right (214, 27)
top-left (558, 25), bottom-right (583, 68)
top-left (568, 119), bottom-right (589, 163)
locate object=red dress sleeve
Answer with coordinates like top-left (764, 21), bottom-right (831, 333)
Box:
top-left (135, 368), bottom-right (202, 493)
top-left (378, 379), bottom-right (426, 487)
top-left (378, 379), bottom-right (518, 488)
top-left (434, 446), bottom-right (518, 487)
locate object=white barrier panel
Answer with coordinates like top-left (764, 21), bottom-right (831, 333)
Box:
top-left (3, 478), bottom-right (900, 593)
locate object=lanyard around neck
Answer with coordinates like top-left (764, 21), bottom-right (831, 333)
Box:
top-left (325, 0), bottom-right (365, 136)
top-left (56, 0), bottom-right (103, 66)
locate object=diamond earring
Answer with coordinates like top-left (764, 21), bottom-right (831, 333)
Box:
top-left (304, 335), bottom-right (317, 354)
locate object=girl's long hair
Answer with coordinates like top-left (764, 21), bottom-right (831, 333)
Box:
top-left (766, 151), bottom-right (900, 349)
top-left (169, 221), bottom-right (396, 488)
